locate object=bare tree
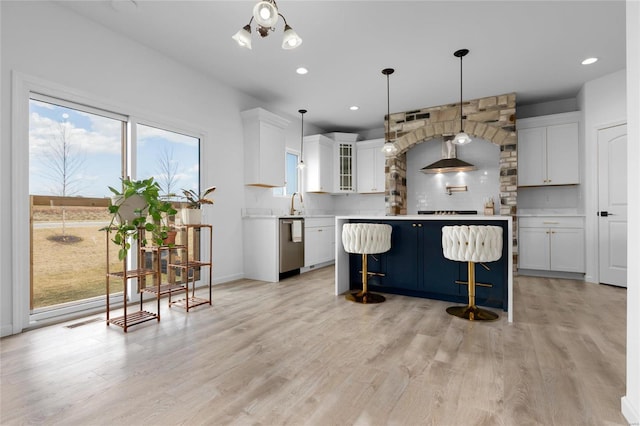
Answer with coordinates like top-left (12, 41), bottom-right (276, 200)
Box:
top-left (39, 119), bottom-right (86, 239)
top-left (155, 146), bottom-right (179, 198)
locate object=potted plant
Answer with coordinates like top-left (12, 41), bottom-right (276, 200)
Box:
top-left (103, 177), bottom-right (178, 260)
top-left (180, 186), bottom-right (216, 225)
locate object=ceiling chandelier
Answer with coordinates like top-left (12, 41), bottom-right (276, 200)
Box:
top-left (452, 48), bottom-right (472, 145)
top-left (232, 0), bottom-right (302, 50)
top-left (381, 68), bottom-right (398, 156)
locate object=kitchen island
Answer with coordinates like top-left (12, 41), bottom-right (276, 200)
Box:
top-left (335, 215), bottom-right (513, 322)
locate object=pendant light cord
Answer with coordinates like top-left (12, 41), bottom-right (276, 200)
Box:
top-left (387, 72), bottom-right (390, 142)
top-left (459, 54), bottom-right (463, 132)
top-left (298, 109), bottom-right (306, 163)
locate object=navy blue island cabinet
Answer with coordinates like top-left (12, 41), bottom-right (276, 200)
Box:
top-left (345, 218), bottom-right (509, 311)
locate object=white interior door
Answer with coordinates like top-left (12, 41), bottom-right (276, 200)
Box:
top-left (598, 124), bottom-right (628, 287)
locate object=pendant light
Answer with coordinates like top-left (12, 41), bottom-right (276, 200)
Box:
top-left (452, 49), bottom-right (472, 146)
top-left (297, 109), bottom-right (307, 169)
top-left (381, 68), bottom-right (398, 156)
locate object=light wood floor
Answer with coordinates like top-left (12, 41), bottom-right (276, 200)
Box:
top-left (1, 266), bottom-right (628, 425)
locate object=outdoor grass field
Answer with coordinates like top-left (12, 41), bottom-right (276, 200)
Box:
top-left (32, 205), bottom-right (192, 309)
top-left (32, 206), bottom-right (122, 308)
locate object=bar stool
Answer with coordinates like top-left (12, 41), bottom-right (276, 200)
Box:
top-left (342, 223), bottom-right (392, 304)
top-left (442, 225), bottom-right (502, 321)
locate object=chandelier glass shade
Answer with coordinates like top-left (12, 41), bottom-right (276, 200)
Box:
top-left (233, 0), bottom-right (302, 50)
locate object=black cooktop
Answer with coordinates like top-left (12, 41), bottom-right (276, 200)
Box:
top-left (418, 210), bottom-right (478, 215)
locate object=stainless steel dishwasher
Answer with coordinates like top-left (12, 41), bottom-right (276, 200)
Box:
top-left (279, 218), bottom-right (304, 276)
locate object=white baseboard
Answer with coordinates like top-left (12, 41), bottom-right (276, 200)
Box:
top-left (213, 272), bottom-right (244, 285)
top-left (622, 396), bottom-right (640, 425)
top-left (518, 269), bottom-right (585, 281)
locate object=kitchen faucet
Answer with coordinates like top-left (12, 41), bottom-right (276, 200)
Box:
top-left (290, 192), bottom-right (303, 215)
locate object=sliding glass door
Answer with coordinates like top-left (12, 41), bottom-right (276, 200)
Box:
top-left (28, 95), bottom-right (202, 320)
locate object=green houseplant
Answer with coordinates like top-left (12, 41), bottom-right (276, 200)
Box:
top-left (103, 177), bottom-right (178, 260)
top-left (180, 186), bottom-right (216, 225)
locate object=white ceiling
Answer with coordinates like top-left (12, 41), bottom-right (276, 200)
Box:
top-left (58, 0), bottom-right (627, 133)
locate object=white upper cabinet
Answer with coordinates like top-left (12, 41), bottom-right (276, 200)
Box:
top-left (356, 138), bottom-right (385, 193)
top-left (303, 134), bottom-right (334, 193)
top-left (517, 111), bottom-right (580, 187)
top-left (241, 108), bottom-right (289, 187)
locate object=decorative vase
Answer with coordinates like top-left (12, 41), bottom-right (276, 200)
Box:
top-left (181, 208), bottom-right (201, 225)
top-left (163, 230), bottom-right (177, 245)
top-left (111, 194), bottom-right (147, 224)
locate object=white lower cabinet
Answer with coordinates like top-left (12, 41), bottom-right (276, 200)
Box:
top-left (304, 217), bottom-right (335, 267)
top-left (519, 216), bottom-right (585, 273)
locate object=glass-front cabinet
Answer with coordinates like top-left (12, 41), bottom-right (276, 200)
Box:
top-left (328, 133), bottom-right (358, 194)
top-left (336, 142), bottom-right (354, 192)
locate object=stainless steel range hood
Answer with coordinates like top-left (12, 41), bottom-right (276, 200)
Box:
top-left (420, 139), bottom-right (476, 174)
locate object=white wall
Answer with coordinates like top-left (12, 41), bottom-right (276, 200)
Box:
top-left (0, 1), bottom-right (258, 334)
top-left (517, 97), bottom-right (579, 119)
top-left (623, 0), bottom-right (640, 422)
top-left (577, 68), bottom-right (627, 284)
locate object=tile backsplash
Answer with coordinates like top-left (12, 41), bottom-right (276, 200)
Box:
top-left (406, 137), bottom-right (500, 214)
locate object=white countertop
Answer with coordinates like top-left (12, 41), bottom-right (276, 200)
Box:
top-left (336, 215), bottom-right (512, 221)
top-left (242, 214), bottom-right (335, 219)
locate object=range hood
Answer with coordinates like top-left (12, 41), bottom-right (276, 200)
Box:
top-left (420, 139), bottom-right (476, 174)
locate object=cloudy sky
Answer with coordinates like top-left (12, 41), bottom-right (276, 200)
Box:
top-left (29, 99), bottom-right (199, 198)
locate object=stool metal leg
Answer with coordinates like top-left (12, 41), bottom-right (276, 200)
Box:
top-left (446, 261), bottom-right (498, 321)
top-left (345, 253), bottom-right (386, 304)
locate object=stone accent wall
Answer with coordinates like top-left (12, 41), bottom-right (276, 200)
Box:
top-left (384, 93), bottom-right (518, 263)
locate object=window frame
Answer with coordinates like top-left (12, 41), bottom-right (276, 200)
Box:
top-left (12, 72), bottom-right (209, 331)
top-left (273, 149), bottom-right (301, 197)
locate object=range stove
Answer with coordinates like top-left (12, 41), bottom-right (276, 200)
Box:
top-left (417, 210), bottom-right (478, 215)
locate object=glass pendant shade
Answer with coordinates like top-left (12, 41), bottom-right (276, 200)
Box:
top-left (452, 131), bottom-right (472, 145)
top-left (282, 25), bottom-right (302, 49)
top-left (382, 141), bottom-right (398, 155)
top-left (297, 160), bottom-right (306, 169)
top-left (232, 25), bottom-right (252, 49)
top-left (253, 1), bottom-right (279, 28)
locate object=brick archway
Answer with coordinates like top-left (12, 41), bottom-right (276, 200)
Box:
top-left (383, 93), bottom-right (519, 264)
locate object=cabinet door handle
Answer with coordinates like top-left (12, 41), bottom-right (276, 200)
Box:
top-left (318, 229), bottom-right (323, 232)
top-left (543, 221), bottom-right (559, 224)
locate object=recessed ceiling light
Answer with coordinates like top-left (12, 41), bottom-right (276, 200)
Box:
top-left (349, 106), bottom-right (359, 111)
top-left (296, 67), bottom-right (308, 75)
top-left (581, 57), bottom-right (598, 65)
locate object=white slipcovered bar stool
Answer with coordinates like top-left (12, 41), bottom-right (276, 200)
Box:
top-left (342, 223), bottom-right (392, 304)
top-left (442, 225), bottom-right (502, 321)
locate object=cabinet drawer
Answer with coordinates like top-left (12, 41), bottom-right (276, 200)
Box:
top-left (305, 217), bottom-right (334, 228)
top-left (519, 216), bottom-right (584, 228)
